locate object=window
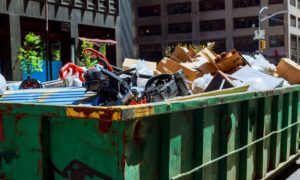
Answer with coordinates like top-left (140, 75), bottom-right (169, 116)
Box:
top-left (199, 0), bottom-right (225, 12)
top-left (269, 14), bottom-right (284, 26)
top-left (139, 44), bottom-right (162, 61)
top-left (109, 0), bottom-right (119, 13)
top-left (168, 22), bottom-right (192, 34)
top-left (290, 0), bottom-right (296, 6)
top-left (269, 0), bottom-right (283, 4)
top-left (167, 2), bottom-right (191, 15)
top-left (234, 36), bottom-right (258, 52)
top-left (269, 35), bottom-right (284, 47)
top-left (138, 25), bottom-right (161, 36)
top-left (298, 0), bottom-right (300, 8)
top-left (291, 15), bottom-right (296, 27)
top-left (200, 19), bottom-right (226, 32)
top-left (234, 16), bottom-right (258, 29)
top-left (298, 18), bottom-right (300, 29)
top-left (138, 5), bottom-right (160, 17)
top-left (99, 0), bottom-right (109, 12)
top-left (233, 0), bottom-right (260, 8)
top-left (291, 34), bottom-right (297, 61)
top-left (199, 39), bottom-right (226, 53)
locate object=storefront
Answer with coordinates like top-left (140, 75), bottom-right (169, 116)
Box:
top-left (78, 24), bottom-right (116, 65)
top-left (20, 17), bottom-right (71, 81)
top-left (0, 14), bottom-right (12, 80)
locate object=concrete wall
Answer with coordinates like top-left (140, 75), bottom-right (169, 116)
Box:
top-left (116, 0), bottom-right (138, 66)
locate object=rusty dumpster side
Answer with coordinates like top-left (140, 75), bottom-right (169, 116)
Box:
top-left (0, 86), bottom-right (300, 179)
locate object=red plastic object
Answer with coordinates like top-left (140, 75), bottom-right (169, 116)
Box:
top-left (60, 63), bottom-right (85, 82)
top-left (83, 48), bottom-right (114, 72)
top-left (129, 97), bottom-right (147, 105)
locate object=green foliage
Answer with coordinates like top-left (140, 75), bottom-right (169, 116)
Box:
top-left (17, 33), bottom-right (44, 76)
top-left (51, 50), bottom-right (61, 61)
top-left (164, 42), bottom-right (215, 57)
top-left (99, 43), bottom-right (107, 56)
top-left (80, 40), bottom-right (98, 68)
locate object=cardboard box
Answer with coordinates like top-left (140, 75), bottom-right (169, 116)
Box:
top-left (157, 57), bottom-right (179, 74)
top-left (188, 46), bottom-right (197, 58)
top-left (205, 71), bottom-right (235, 92)
top-left (194, 56), bottom-right (218, 74)
top-left (216, 49), bottom-right (246, 73)
top-left (277, 58), bottom-right (300, 84)
top-left (122, 58), bottom-right (157, 71)
top-left (157, 58), bottom-right (203, 81)
top-left (170, 45), bottom-right (193, 63)
top-left (198, 48), bottom-right (221, 71)
top-left (179, 62), bottom-right (204, 81)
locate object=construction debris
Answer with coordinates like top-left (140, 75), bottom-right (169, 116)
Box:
top-left (2, 43), bottom-right (300, 106)
top-left (276, 58), bottom-right (300, 85)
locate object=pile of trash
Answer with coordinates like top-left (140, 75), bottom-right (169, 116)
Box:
top-left (1, 44), bottom-right (300, 106)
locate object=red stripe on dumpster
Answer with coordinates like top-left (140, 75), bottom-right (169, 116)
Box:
top-left (0, 115), bottom-right (4, 141)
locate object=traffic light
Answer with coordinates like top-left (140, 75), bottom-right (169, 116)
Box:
top-left (260, 40), bottom-right (266, 50)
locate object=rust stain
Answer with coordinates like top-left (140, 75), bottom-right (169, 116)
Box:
top-left (37, 159), bottom-right (43, 176)
top-left (66, 107), bottom-right (122, 121)
top-left (122, 132), bottom-right (127, 169)
top-left (15, 114), bottom-right (26, 121)
top-left (0, 105), bottom-right (14, 114)
top-left (98, 121), bottom-right (112, 133)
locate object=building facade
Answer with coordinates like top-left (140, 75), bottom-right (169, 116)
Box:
top-left (134, 0), bottom-right (300, 65)
top-left (0, 0), bottom-right (136, 81)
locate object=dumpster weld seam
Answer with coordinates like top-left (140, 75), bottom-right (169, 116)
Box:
top-left (171, 121), bottom-right (300, 180)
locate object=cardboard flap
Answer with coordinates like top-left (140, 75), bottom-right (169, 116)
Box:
top-left (170, 45), bottom-right (193, 63)
top-left (122, 58), bottom-right (157, 71)
top-left (276, 58), bottom-right (300, 84)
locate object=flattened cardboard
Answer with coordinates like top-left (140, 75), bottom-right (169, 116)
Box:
top-left (157, 58), bottom-right (203, 81)
top-left (170, 45), bottom-right (193, 63)
top-left (231, 66), bottom-right (284, 89)
top-left (194, 57), bottom-right (218, 74)
top-left (122, 58), bottom-right (157, 71)
top-left (277, 58), bottom-right (300, 84)
top-left (198, 48), bottom-right (221, 71)
top-left (188, 46), bottom-right (197, 58)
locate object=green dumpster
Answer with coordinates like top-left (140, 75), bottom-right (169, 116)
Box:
top-left (0, 86), bottom-right (299, 179)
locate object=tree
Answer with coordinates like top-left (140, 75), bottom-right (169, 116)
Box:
top-left (17, 32), bottom-right (44, 78)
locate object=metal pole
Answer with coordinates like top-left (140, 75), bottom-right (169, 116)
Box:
top-left (258, 6), bottom-right (268, 53)
top-left (45, 0), bottom-right (49, 81)
top-left (258, 14), bottom-right (261, 52)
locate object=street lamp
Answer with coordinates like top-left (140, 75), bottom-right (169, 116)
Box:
top-left (256, 6), bottom-right (289, 53)
top-left (258, 6), bottom-right (268, 52)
